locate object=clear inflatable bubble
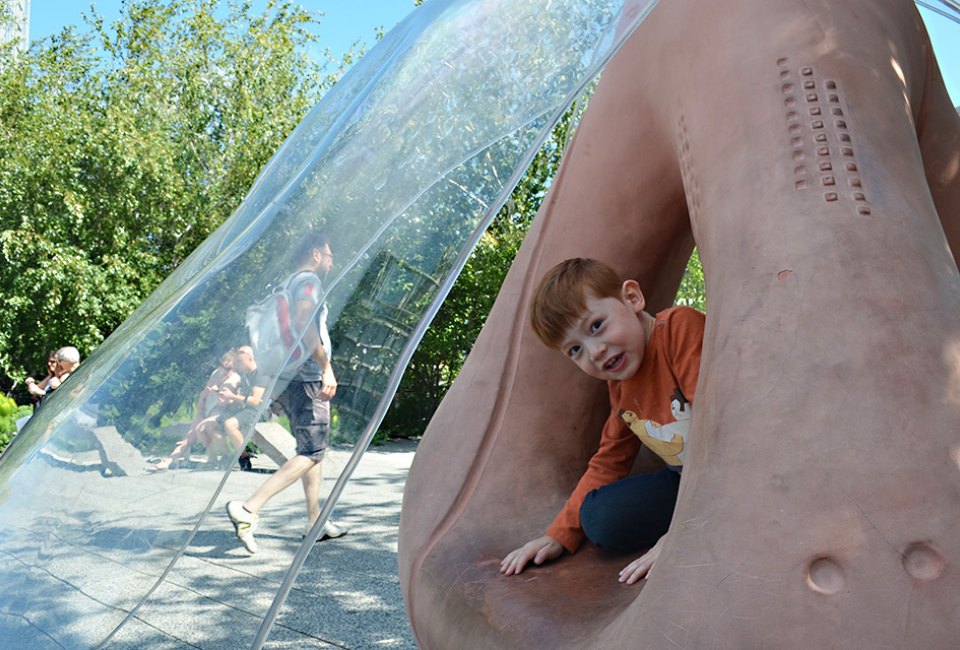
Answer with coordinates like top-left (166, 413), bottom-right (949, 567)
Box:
top-left (0, 0), bottom-right (661, 646)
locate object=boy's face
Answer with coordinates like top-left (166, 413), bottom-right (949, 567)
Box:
top-left (559, 280), bottom-right (648, 382)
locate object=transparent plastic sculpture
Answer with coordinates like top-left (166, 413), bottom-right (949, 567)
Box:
top-left (1, 0), bottom-right (956, 647)
top-left (0, 0), bottom-right (662, 647)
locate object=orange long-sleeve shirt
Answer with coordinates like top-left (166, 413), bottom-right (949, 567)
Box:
top-left (545, 306), bottom-right (705, 553)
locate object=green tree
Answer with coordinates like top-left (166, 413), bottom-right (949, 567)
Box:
top-left (0, 0), bottom-right (706, 446)
top-left (0, 0), bottom-right (356, 392)
top-left (0, 394), bottom-right (31, 450)
top-left (676, 248), bottom-right (706, 311)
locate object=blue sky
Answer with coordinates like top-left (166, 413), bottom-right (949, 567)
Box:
top-left (918, 5), bottom-right (960, 105)
top-left (29, 1), bottom-right (418, 61)
top-left (25, 1), bottom-right (960, 103)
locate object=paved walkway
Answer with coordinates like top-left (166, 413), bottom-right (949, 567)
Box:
top-left (106, 438), bottom-right (419, 649)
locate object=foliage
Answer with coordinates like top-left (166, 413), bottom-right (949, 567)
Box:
top-left (0, 0), bottom-right (354, 395)
top-left (675, 247), bottom-right (706, 312)
top-left (0, 396), bottom-right (30, 451)
top-left (0, 0), bottom-right (706, 446)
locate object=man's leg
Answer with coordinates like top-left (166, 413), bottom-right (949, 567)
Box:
top-left (296, 381), bottom-right (346, 540)
top-left (222, 415), bottom-right (246, 455)
top-left (302, 461), bottom-right (323, 527)
top-left (226, 454), bottom-right (318, 554)
top-left (228, 380), bottom-right (343, 552)
top-left (245, 454), bottom-right (318, 514)
top-left (226, 383), bottom-right (308, 552)
top-left (195, 417), bottom-right (227, 459)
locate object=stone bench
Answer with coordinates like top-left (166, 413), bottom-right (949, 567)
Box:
top-left (251, 421), bottom-right (296, 466)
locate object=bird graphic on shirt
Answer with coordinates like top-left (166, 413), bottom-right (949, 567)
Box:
top-left (620, 392), bottom-right (692, 467)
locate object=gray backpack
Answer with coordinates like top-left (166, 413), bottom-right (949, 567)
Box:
top-left (245, 271), bottom-right (317, 376)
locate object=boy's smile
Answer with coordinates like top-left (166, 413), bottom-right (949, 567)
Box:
top-left (560, 281), bottom-right (652, 382)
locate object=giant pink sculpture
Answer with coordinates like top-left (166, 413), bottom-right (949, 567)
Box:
top-left (399, 0), bottom-right (960, 646)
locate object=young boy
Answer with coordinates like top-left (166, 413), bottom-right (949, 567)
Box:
top-left (499, 258), bottom-right (704, 584)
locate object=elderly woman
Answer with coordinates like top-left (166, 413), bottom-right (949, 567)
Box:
top-left (47, 347), bottom-right (81, 393)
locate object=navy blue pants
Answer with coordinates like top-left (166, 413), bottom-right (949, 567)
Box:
top-left (579, 469), bottom-right (681, 553)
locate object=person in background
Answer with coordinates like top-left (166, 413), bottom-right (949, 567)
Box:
top-left (226, 233), bottom-right (346, 554)
top-left (25, 351), bottom-right (58, 410)
top-left (47, 347), bottom-right (81, 394)
top-left (151, 348), bottom-right (243, 471)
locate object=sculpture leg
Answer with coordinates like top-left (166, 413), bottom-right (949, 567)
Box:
top-left (605, 0), bottom-right (960, 646)
top-left (400, 0), bottom-right (960, 647)
top-left (916, 44), bottom-right (960, 259)
top-left (400, 28), bottom-right (694, 648)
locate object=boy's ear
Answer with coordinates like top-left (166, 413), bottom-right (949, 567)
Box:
top-left (621, 280), bottom-right (646, 313)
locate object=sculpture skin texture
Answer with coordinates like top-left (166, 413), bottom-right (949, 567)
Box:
top-left (399, 0), bottom-right (960, 647)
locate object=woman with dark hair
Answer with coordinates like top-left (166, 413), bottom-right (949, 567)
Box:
top-left (24, 351), bottom-right (58, 411)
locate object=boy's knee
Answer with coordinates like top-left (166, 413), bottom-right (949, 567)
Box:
top-left (580, 489), bottom-right (621, 550)
top-left (580, 487), bottom-right (666, 553)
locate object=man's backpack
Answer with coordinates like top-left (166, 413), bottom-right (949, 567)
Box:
top-left (245, 271), bottom-right (318, 376)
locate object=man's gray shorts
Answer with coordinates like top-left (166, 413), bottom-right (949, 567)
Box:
top-left (275, 380), bottom-right (329, 462)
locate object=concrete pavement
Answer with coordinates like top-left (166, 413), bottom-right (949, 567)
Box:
top-left (105, 438), bottom-right (419, 649)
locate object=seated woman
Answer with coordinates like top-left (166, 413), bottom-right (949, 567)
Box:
top-left (190, 346), bottom-right (266, 468)
top-left (24, 351), bottom-right (58, 410)
top-left (152, 348), bottom-right (242, 470)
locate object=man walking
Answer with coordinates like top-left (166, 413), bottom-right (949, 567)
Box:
top-left (226, 233), bottom-right (346, 554)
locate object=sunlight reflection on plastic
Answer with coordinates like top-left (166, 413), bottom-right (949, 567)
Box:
top-left (0, 0), bottom-right (660, 647)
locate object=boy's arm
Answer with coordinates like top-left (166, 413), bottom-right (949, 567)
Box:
top-left (500, 382), bottom-right (638, 574)
top-left (544, 399), bottom-right (641, 552)
top-left (618, 534), bottom-right (666, 584)
top-left (499, 536), bottom-right (564, 576)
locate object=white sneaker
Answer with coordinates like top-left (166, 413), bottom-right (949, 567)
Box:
top-left (321, 519), bottom-right (347, 540)
top-left (226, 501), bottom-right (259, 554)
top-left (303, 519), bottom-right (348, 542)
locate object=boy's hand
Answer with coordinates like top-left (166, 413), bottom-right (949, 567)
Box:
top-left (618, 534), bottom-right (665, 585)
top-left (500, 536), bottom-right (563, 576)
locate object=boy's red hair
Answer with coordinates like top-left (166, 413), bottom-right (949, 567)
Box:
top-left (530, 258), bottom-right (623, 348)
